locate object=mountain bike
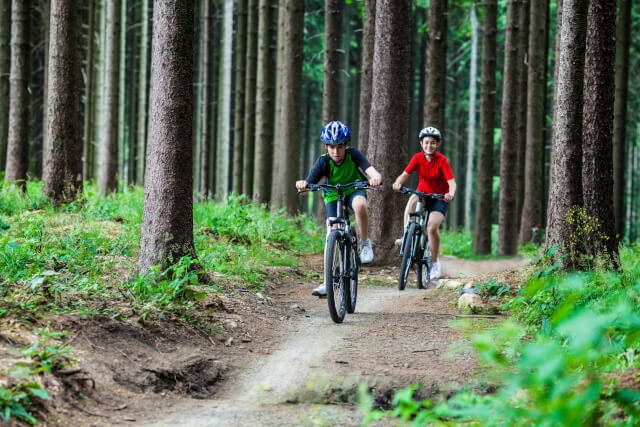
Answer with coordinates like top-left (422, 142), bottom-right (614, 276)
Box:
top-left (298, 180), bottom-right (375, 323)
top-left (394, 187), bottom-right (445, 291)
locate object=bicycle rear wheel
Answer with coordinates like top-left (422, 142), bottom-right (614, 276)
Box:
top-left (398, 223), bottom-right (417, 290)
top-left (346, 243), bottom-right (358, 313)
top-left (325, 230), bottom-right (347, 323)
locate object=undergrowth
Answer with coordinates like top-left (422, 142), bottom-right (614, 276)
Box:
top-left (362, 243), bottom-right (640, 426)
top-left (0, 182), bottom-right (323, 320)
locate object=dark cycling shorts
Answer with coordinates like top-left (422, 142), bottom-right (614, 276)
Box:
top-left (422, 196), bottom-right (448, 216)
top-left (326, 190), bottom-right (367, 219)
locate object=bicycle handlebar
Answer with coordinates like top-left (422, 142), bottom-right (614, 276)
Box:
top-left (394, 186), bottom-right (445, 200)
top-left (297, 180), bottom-right (378, 194)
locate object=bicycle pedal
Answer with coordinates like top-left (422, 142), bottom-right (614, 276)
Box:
top-left (318, 295), bottom-right (327, 299)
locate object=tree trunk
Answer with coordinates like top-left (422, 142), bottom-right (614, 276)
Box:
top-left (472, 0), bottom-right (497, 255)
top-left (117, 0), bottom-right (126, 183)
top-left (253, 0), bottom-right (275, 204)
top-left (519, 0), bottom-right (548, 244)
top-left (82, 0), bottom-right (96, 182)
top-left (232, 0), bottom-right (247, 195)
top-left (0, 0), bottom-right (11, 174)
top-left (136, 0), bottom-right (149, 186)
top-left (317, 0), bottom-right (341, 223)
top-left (5, 0), bottom-right (30, 189)
top-left (367, 0), bottom-right (412, 262)
top-left (40, 0), bottom-right (50, 177)
top-left (613, 0), bottom-right (631, 238)
top-left (338, 1), bottom-right (351, 121)
top-left (322, 0), bottom-right (339, 125)
top-left (270, 0), bottom-right (303, 215)
top-left (497, 0), bottom-right (523, 256)
top-left (137, 0), bottom-right (195, 271)
top-left (126, 1), bottom-right (138, 185)
top-left (200, 0), bottom-right (213, 195)
top-left (215, 0), bottom-right (233, 201)
top-left (545, 0), bottom-right (587, 267)
top-left (464, 4), bottom-right (478, 232)
top-left (423, 0), bottom-right (447, 130)
top-left (98, 0), bottom-right (120, 194)
top-left (581, 0), bottom-right (618, 259)
top-left (357, 0), bottom-right (375, 156)
top-left (548, 0), bottom-right (562, 195)
top-left (42, 0), bottom-right (82, 203)
top-left (515, 0), bottom-right (530, 232)
top-left (242, 0), bottom-right (258, 196)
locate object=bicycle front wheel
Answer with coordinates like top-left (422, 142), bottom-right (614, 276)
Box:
top-left (326, 230), bottom-right (347, 323)
top-left (346, 242), bottom-right (358, 313)
top-left (399, 223), bottom-right (417, 290)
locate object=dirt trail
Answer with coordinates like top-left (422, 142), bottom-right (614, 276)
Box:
top-left (141, 256), bottom-right (529, 427)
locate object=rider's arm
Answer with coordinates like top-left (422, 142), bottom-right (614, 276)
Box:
top-left (445, 178), bottom-right (457, 202)
top-left (364, 166), bottom-right (382, 187)
top-left (392, 172), bottom-right (410, 191)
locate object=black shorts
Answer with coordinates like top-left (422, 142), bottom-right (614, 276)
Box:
top-left (423, 196), bottom-right (448, 216)
top-left (325, 190), bottom-right (367, 218)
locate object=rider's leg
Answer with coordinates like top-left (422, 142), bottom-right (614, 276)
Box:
top-left (403, 195), bottom-right (419, 228)
top-left (351, 195), bottom-right (368, 241)
top-left (427, 211), bottom-right (445, 262)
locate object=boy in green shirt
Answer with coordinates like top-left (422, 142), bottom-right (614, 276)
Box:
top-left (296, 121), bottom-right (382, 297)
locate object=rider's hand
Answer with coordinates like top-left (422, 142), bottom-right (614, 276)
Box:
top-left (296, 180), bottom-right (309, 191)
top-left (392, 182), bottom-right (402, 191)
top-left (444, 192), bottom-right (454, 202)
top-left (368, 172), bottom-right (382, 187)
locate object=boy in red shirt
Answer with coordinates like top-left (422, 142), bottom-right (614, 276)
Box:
top-left (392, 127), bottom-right (457, 280)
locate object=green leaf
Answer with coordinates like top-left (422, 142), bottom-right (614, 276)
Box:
top-left (26, 387), bottom-right (50, 400)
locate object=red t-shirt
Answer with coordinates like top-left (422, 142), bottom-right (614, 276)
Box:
top-left (405, 152), bottom-right (454, 195)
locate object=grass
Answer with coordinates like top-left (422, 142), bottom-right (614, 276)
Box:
top-left (0, 182), bottom-right (324, 320)
top-left (440, 224), bottom-right (537, 260)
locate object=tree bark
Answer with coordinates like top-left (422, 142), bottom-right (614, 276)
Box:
top-left (613, 0), bottom-right (631, 238)
top-left (581, 0), bottom-right (618, 259)
top-left (367, 0), bottom-right (412, 262)
top-left (357, 0), bottom-right (375, 156)
top-left (232, 0), bottom-right (247, 195)
top-left (216, 0), bottom-right (233, 201)
top-left (0, 0), bottom-right (10, 174)
top-left (200, 0), bottom-right (213, 195)
top-left (498, 0), bottom-right (524, 255)
top-left (242, 0), bottom-right (258, 196)
top-left (515, 0), bottom-right (529, 232)
top-left (98, 0), bottom-right (121, 194)
top-left (423, 0), bottom-right (447, 131)
top-left (322, 0), bottom-right (340, 125)
top-left (545, 0), bottom-right (587, 267)
top-left (5, 0), bottom-right (30, 189)
top-left (42, 0), bottom-right (82, 203)
top-left (472, 0), bottom-right (497, 255)
top-left (136, 0), bottom-right (150, 186)
top-left (270, 0), bottom-right (303, 215)
top-left (253, 0), bottom-right (275, 204)
top-left (117, 0), bottom-right (126, 183)
top-left (464, 4), bottom-right (478, 232)
top-left (137, 0), bottom-right (195, 271)
top-left (519, 0), bottom-right (549, 244)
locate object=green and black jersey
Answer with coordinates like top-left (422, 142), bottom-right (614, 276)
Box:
top-left (304, 147), bottom-right (371, 203)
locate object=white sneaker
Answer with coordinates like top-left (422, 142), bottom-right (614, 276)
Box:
top-left (430, 261), bottom-right (442, 280)
top-left (360, 239), bottom-right (374, 264)
top-left (312, 283), bottom-right (326, 297)
top-left (394, 238), bottom-right (403, 247)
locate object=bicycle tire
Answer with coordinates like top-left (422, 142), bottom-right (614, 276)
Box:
top-left (398, 222), bottom-right (417, 290)
top-left (325, 230), bottom-right (347, 323)
top-left (346, 242), bottom-right (358, 313)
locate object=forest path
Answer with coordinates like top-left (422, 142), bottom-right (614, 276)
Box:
top-left (141, 255), bottom-right (529, 426)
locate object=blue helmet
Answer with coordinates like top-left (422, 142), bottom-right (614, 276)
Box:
top-left (321, 121), bottom-right (351, 145)
top-left (419, 126), bottom-right (441, 141)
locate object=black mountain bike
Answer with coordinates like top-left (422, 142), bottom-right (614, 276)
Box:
top-left (395, 187), bottom-right (445, 291)
top-left (298, 180), bottom-right (375, 323)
